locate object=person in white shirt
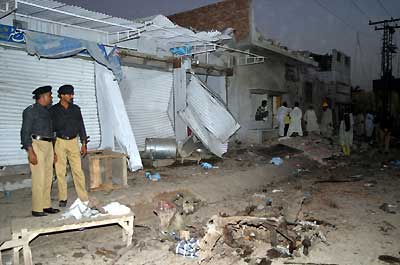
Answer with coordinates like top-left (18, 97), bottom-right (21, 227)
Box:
top-left (287, 102), bottom-right (303, 137)
top-left (365, 111), bottom-right (374, 142)
top-left (276, 102), bottom-right (290, 137)
top-left (303, 105), bottom-right (320, 135)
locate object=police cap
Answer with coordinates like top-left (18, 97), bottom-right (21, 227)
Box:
top-left (58, 84), bottom-right (74, 95)
top-left (32, 85), bottom-right (52, 98)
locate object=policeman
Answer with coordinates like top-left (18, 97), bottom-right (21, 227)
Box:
top-left (20, 86), bottom-right (60, 217)
top-left (50, 84), bottom-right (89, 207)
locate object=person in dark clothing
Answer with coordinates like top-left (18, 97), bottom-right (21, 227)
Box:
top-left (255, 100), bottom-right (268, 121)
top-left (21, 85), bottom-right (59, 217)
top-left (50, 85), bottom-right (89, 207)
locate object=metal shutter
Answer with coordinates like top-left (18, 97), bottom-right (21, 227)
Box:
top-left (0, 46), bottom-right (100, 166)
top-left (120, 66), bottom-right (175, 150)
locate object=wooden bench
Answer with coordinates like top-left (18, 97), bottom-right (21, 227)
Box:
top-left (0, 213), bottom-right (134, 265)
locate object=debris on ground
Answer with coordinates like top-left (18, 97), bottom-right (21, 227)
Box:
top-left (196, 208), bottom-right (331, 263)
top-left (145, 171), bottom-right (161, 181)
top-left (175, 238), bottom-right (199, 258)
top-left (379, 203), bottom-right (397, 214)
top-left (378, 255), bottom-right (400, 264)
top-left (270, 157), bottom-right (284, 166)
top-left (200, 162), bottom-right (214, 169)
top-left (154, 200), bottom-right (178, 231)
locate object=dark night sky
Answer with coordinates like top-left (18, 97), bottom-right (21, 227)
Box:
top-left (58, 0), bottom-right (400, 89)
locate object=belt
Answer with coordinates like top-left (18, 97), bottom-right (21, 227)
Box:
top-left (32, 135), bottom-right (53, 142)
top-left (57, 135), bottom-right (77, 140)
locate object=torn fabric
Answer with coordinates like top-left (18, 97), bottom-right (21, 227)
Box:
top-left (95, 63), bottom-right (142, 171)
top-left (25, 31), bottom-right (123, 81)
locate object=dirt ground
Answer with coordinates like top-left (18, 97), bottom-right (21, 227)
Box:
top-left (1, 139), bottom-right (400, 265)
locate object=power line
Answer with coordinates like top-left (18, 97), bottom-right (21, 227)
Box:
top-left (349, 0), bottom-right (370, 20)
top-left (376, 0), bottom-right (392, 18)
top-left (313, 0), bottom-right (378, 40)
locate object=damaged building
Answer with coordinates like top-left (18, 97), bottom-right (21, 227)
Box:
top-left (169, 0), bottom-right (351, 143)
top-left (2, 1), bottom-right (398, 265)
top-left (310, 49), bottom-right (352, 125)
top-left (0, 0), bottom-right (243, 174)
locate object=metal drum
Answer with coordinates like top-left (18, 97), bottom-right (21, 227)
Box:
top-left (144, 138), bottom-right (177, 160)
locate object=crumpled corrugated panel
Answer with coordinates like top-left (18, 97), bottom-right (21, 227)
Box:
top-left (187, 76), bottom-right (240, 142)
top-left (179, 76), bottom-right (240, 157)
top-left (179, 105), bottom-right (228, 157)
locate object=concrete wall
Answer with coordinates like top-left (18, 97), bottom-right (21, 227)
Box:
top-left (168, 0), bottom-right (252, 42)
top-left (228, 52), bottom-right (313, 143)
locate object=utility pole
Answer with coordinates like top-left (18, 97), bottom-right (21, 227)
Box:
top-left (369, 18), bottom-right (400, 116)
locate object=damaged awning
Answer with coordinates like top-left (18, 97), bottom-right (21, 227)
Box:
top-left (1, 0), bottom-right (147, 44)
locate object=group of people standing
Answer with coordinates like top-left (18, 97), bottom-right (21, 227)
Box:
top-left (275, 101), bottom-right (333, 138)
top-left (274, 100), bottom-right (393, 156)
top-left (21, 85), bottom-right (89, 217)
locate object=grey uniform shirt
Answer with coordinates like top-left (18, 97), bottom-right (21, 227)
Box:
top-left (20, 103), bottom-right (53, 150)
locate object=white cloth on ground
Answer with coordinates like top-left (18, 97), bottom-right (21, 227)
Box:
top-left (287, 106), bottom-right (303, 137)
top-left (103, 202), bottom-right (131, 216)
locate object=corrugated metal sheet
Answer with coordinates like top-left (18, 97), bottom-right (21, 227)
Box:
top-left (120, 66), bottom-right (175, 151)
top-left (17, 0), bottom-right (144, 33)
top-left (179, 76), bottom-right (240, 157)
top-left (187, 76), bottom-right (240, 142)
top-left (0, 46), bottom-right (100, 166)
top-left (179, 105), bottom-right (228, 157)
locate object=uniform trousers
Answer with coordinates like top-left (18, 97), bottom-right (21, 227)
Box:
top-left (54, 137), bottom-right (88, 202)
top-left (30, 139), bottom-right (54, 212)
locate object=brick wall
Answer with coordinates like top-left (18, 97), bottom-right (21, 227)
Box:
top-left (168, 0), bottom-right (251, 42)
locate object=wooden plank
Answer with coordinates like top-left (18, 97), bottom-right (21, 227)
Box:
top-left (13, 233), bottom-right (20, 265)
top-left (21, 229), bottom-right (32, 265)
top-left (121, 157), bottom-right (128, 186)
top-left (0, 238), bottom-right (24, 250)
top-left (12, 213), bottom-right (134, 234)
top-left (6, 214), bottom-right (134, 265)
top-left (105, 158), bottom-right (113, 183)
top-left (90, 157), bottom-right (101, 189)
top-left (87, 150), bottom-right (127, 159)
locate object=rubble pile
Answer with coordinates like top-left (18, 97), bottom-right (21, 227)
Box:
top-left (151, 189), bottom-right (333, 264)
top-left (197, 210), bottom-right (330, 263)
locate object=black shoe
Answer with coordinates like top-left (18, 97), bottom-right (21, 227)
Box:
top-left (59, 200), bottom-right (67, 207)
top-left (43, 208), bottom-right (60, 214)
top-left (32, 211), bottom-right (48, 217)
